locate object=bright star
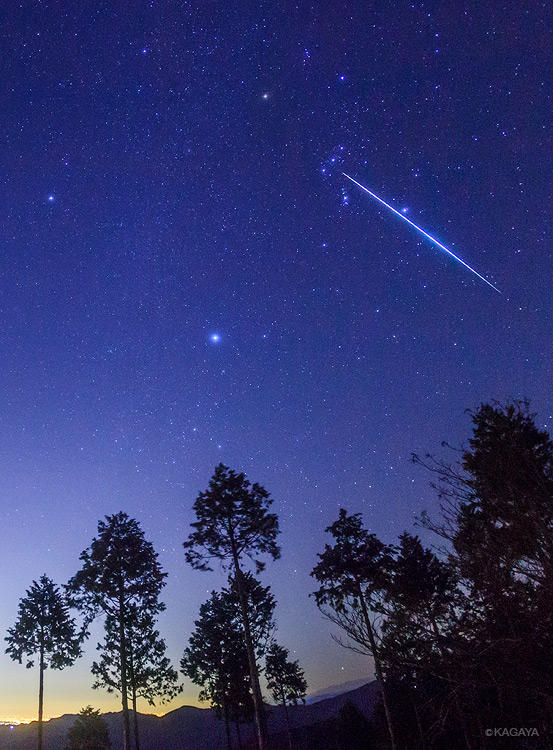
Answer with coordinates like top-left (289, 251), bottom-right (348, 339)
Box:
top-left (209, 333), bottom-right (221, 343)
top-left (47, 195), bottom-right (54, 202)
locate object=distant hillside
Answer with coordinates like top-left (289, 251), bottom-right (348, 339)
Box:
top-left (0, 682), bottom-right (379, 750)
top-left (305, 678), bottom-right (369, 704)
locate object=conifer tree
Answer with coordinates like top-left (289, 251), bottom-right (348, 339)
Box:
top-left (92, 605), bottom-right (181, 750)
top-left (65, 706), bottom-right (112, 750)
top-left (6, 575), bottom-right (81, 750)
top-left (380, 533), bottom-right (466, 747)
top-left (311, 509), bottom-right (397, 750)
top-left (181, 575), bottom-right (275, 750)
top-left (413, 400), bottom-right (553, 743)
top-left (265, 643), bottom-right (307, 750)
top-left (67, 512), bottom-right (167, 750)
top-left (183, 464), bottom-right (280, 750)
top-left (182, 589), bottom-right (251, 750)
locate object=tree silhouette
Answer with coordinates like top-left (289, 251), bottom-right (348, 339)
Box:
top-left (5, 575), bottom-right (81, 750)
top-left (336, 701), bottom-right (373, 750)
top-left (310, 509), bottom-right (397, 750)
top-left (181, 575), bottom-right (274, 750)
top-left (265, 642), bottom-right (307, 750)
top-left (226, 572), bottom-right (276, 657)
top-left (67, 512), bottom-right (167, 750)
top-left (181, 588), bottom-right (252, 750)
top-left (65, 706), bottom-right (112, 750)
top-left (92, 604), bottom-right (181, 750)
top-left (183, 463), bottom-right (280, 750)
top-left (381, 532), bottom-right (457, 671)
top-left (380, 533), bottom-right (466, 747)
top-left (411, 400), bottom-right (553, 745)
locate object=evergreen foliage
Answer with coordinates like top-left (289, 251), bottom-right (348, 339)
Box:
top-left (67, 512), bottom-right (167, 750)
top-left (65, 706), bottom-right (112, 750)
top-left (6, 575), bottom-right (81, 750)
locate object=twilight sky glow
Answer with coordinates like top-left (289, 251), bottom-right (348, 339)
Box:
top-left (1, 0), bottom-right (551, 722)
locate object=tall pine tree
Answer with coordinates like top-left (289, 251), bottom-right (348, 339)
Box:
top-left (6, 575), bottom-right (81, 750)
top-left (183, 464), bottom-right (280, 750)
top-left (67, 512), bottom-right (167, 750)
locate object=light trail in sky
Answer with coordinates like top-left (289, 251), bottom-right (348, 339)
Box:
top-left (342, 172), bottom-right (501, 294)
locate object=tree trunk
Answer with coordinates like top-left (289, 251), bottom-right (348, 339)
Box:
top-left (281, 684), bottom-right (293, 750)
top-left (37, 645), bottom-right (44, 750)
top-left (132, 684), bottom-right (140, 750)
top-left (223, 699), bottom-right (232, 750)
top-left (429, 617), bottom-right (472, 750)
top-left (235, 720), bottom-right (243, 750)
top-left (118, 589), bottom-right (131, 750)
top-left (357, 585), bottom-right (397, 750)
top-left (128, 647), bottom-right (140, 750)
top-left (230, 547), bottom-right (268, 750)
top-left (410, 691), bottom-right (425, 750)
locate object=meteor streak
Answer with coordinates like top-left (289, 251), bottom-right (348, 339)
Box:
top-left (343, 172), bottom-right (501, 294)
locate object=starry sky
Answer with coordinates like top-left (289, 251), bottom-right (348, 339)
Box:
top-left (1, 0), bottom-right (551, 722)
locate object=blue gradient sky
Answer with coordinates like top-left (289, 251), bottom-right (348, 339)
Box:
top-left (0, 0), bottom-right (551, 721)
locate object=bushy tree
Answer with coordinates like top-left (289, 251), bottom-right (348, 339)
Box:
top-left (66, 706), bottom-right (111, 750)
top-left (402, 400), bottom-right (553, 745)
top-left (380, 532), bottom-right (457, 671)
top-left (67, 512), bottom-right (167, 750)
top-left (181, 574), bottom-right (275, 750)
top-left (182, 589), bottom-right (251, 750)
top-left (380, 534), bottom-right (466, 748)
top-left (183, 464), bottom-right (280, 750)
top-left (6, 575), bottom-right (81, 750)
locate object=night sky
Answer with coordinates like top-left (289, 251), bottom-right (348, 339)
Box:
top-left (1, 0), bottom-right (551, 722)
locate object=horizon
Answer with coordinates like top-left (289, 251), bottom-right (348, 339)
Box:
top-left (0, 676), bottom-right (372, 726)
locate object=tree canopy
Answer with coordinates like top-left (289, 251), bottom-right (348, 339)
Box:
top-left (67, 512), bottom-right (167, 750)
top-left (65, 706), bottom-right (112, 750)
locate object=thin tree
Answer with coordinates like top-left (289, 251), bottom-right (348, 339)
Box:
top-left (92, 605), bottom-right (181, 750)
top-left (265, 642), bottom-right (307, 750)
top-left (67, 512), bottom-right (167, 750)
top-left (6, 575), bottom-right (82, 750)
top-left (183, 464), bottom-right (280, 750)
top-left (65, 706), bottom-right (112, 750)
top-left (311, 509), bottom-right (398, 750)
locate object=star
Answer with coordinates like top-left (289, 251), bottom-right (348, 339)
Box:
top-left (47, 195), bottom-right (55, 202)
top-left (209, 333), bottom-right (221, 343)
